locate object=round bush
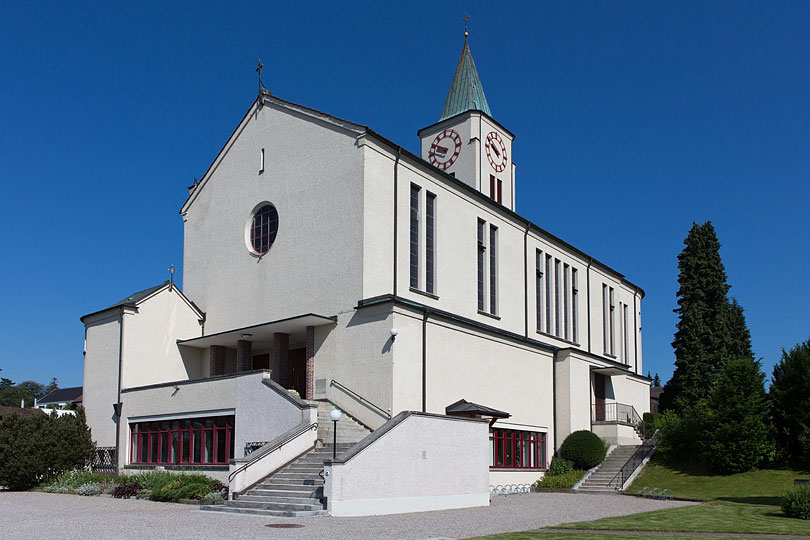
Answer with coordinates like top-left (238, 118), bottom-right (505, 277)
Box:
top-left (782, 484), bottom-right (810, 520)
top-left (76, 482), bottom-right (101, 496)
top-left (559, 430), bottom-right (607, 469)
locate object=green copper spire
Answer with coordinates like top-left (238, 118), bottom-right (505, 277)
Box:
top-left (440, 39), bottom-right (491, 121)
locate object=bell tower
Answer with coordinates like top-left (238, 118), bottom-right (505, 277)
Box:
top-left (418, 32), bottom-right (516, 210)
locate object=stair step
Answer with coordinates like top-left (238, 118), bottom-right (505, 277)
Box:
top-left (239, 494), bottom-right (322, 505)
top-left (259, 482), bottom-right (324, 491)
top-left (225, 500), bottom-right (323, 511)
top-left (200, 505), bottom-right (327, 517)
top-left (249, 488), bottom-right (322, 498)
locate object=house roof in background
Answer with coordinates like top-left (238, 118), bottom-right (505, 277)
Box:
top-left (38, 386), bottom-right (83, 404)
top-left (0, 406), bottom-right (47, 418)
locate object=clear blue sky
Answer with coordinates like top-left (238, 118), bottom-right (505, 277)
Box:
top-left (1, 2), bottom-right (808, 389)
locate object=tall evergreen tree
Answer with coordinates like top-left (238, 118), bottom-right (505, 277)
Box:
top-left (702, 356), bottom-right (772, 473)
top-left (662, 221), bottom-right (733, 413)
top-left (771, 339), bottom-right (810, 468)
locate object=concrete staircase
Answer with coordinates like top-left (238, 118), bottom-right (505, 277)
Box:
top-left (576, 445), bottom-right (641, 493)
top-left (201, 401), bottom-right (371, 517)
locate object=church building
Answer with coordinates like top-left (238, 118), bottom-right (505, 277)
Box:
top-left (81, 35), bottom-right (650, 516)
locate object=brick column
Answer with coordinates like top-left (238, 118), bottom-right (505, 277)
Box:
top-left (305, 326), bottom-right (315, 399)
top-left (210, 345), bottom-right (225, 376)
top-left (273, 332), bottom-right (289, 387)
top-left (236, 340), bottom-right (253, 372)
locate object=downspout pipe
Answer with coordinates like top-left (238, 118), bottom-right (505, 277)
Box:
top-left (633, 288), bottom-right (639, 374)
top-left (422, 308), bottom-right (429, 413)
top-left (115, 306), bottom-right (125, 471)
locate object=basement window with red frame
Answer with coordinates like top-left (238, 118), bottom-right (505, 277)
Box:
top-left (130, 415), bottom-right (234, 466)
top-left (490, 428), bottom-right (546, 469)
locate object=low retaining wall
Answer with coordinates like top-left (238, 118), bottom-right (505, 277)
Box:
top-left (324, 411), bottom-right (489, 516)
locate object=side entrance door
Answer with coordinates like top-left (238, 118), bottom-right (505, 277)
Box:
top-left (594, 373), bottom-right (606, 421)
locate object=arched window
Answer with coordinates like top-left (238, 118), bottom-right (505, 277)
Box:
top-left (250, 204), bottom-right (278, 254)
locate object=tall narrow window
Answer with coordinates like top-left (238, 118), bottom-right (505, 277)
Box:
top-left (545, 254), bottom-right (552, 334)
top-left (497, 179), bottom-right (503, 204)
top-left (489, 175), bottom-right (496, 199)
top-left (409, 184), bottom-right (420, 288)
top-left (259, 148), bottom-right (265, 173)
top-left (477, 219), bottom-right (486, 311)
top-left (563, 264), bottom-right (570, 340)
top-left (425, 192), bottom-right (436, 294)
top-left (554, 259), bottom-right (561, 336)
top-left (623, 303), bottom-right (629, 364)
top-left (489, 225), bottom-right (498, 315)
top-left (602, 284), bottom-right (609, 354)
top-left (609, 287), bottom-right (616, 356)
top-left (535, 250), bottom-right (543, 332)
top-left (571, 268), bottom-right (579, 343)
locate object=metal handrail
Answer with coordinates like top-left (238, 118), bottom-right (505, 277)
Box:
top-left (330, 379), bottom-right (391, 419)
top-left (592, 402), bottom-right (646, 438)
top-left (606, 430), bottom-right (660, 491)
top-left (227, 422), bottom-right (317, 484)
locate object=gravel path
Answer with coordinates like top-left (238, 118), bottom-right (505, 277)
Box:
top-left (0, 491), bottom-right (693, 540)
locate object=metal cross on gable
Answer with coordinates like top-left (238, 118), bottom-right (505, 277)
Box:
top-left (255, 58), bottom-right (266, 92)
top-left (168, 264), bottom-right (176, 290)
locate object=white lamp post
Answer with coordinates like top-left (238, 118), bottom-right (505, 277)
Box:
top-left (329, 408), bottom-right (342, 459)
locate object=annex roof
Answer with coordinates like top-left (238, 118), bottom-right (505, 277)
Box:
top-left (38, 386), bottom-right (83, 405)
top-left (440, 39), bottom-right (491, 121)
top-left (177, 313), bottom-right (336, 350)
top-left (445, 399), bottom-right (510, 419)
top-left (80, 281), bottom-right (203, 323)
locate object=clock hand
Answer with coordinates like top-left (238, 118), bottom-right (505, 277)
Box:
top-left (431, 144), bottom-right (449, 153)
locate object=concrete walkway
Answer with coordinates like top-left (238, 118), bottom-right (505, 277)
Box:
top-left (0, 491), bottom-right (692, 540)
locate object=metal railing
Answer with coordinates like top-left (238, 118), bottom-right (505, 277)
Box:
top-left (330, 380), bottom-right (391, 419)
top-left (592, 402), bottom-right (645, 438)
top-left (605, 430), bottom-right (660, 491)
top-left (228, 422), bottom-right (317, 485)
top-left (89, 446), bottom-right (117, 474)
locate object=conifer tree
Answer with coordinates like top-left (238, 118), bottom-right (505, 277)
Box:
top-left (662, 221), bottom-right (732, 413)
top-left (771, 339), bottom-right (810, 468)
top-left (702, 356), bottom-right (772, 473)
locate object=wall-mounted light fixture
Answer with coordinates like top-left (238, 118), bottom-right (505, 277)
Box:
top-left (240, 333), bottom-right (253, 339)
top-left (390, 328), bottom-right (399, 342)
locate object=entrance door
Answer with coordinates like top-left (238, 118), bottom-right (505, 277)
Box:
top-left (594, 373), bottom-right (606, 421)
top-left (289, 348), bottom-right (307, 397)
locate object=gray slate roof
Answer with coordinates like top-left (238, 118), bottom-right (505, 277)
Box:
top-left (445, 399), bottom-right (510, 418)
top-left (108, 281), bottom-right (170, 309)
top-left (38, 386), bottom-right (83, 405)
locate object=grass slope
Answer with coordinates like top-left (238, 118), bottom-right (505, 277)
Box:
top-left (469, 533), bottom-right (761, 540)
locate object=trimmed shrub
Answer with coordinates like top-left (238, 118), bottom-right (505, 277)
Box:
top-left (128, 471), bottom-right (220, 502)
top-left (782, 484), bottom-right (810, 520)
top-left (559, 430), bottom-right (607, 470)
top-left (546, 457), bottom-right (574, 477)
top-left (0, 409), bottom-right (94, 490)
top-left (76, 482), bottom-right (101, 496)
top-left (113, 482), bottom-right (142, 499)
top-left (535, 469), bottom-right (586, 490)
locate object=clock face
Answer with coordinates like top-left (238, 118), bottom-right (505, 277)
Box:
top-left (485, 131), bottom-right (508, 173)
top-left (428, 129), bottom-right (462, 170)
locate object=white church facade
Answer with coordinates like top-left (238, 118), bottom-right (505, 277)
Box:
top-left (81, 38), bottom-right (650, 515)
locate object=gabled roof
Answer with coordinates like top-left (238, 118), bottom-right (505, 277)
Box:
top-left (440, 39), bottom-right (491, 121)
top-left (445, 399), bottom-right (510, 418)
top-left (80, 281), bottom-right (204, 323)
top-left (109, 281), bottom-right (171, 309)
top-left (38, 386), bottom-right (83, 405)
top-left (0, 406), bottom-right (46, 418)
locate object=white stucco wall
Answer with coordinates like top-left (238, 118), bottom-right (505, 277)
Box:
top-left (82, 311), bottom-right (122, 447)
top-left (325, 413), bottom-right (489, 516)
top-left (121, 287), bottom-right (202, 389)
top-left (182, 99), bottom-right (365, 334)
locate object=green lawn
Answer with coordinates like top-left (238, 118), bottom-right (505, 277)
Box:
top-left (627, 458), bottom-right (807, 503)
top-left (469, 534), bottom-right (759, 540)
top-left (468, 462), bottom-right (810, 539)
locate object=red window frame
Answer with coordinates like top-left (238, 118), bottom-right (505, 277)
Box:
top-left (130, 415), bottom-right (234, 466)
top-left (489, 428), bottom-right (546, 470)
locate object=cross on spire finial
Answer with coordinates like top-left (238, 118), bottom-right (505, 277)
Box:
top-left (255, 58), bottom-right (265, 92)
top-left (168, 264), bottom-right (176, 290)
top-left (463, 14), bottom-right (470, 39)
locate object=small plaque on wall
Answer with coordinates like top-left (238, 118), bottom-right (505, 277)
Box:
top-left (315, 379), bottom-right (326, 395)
